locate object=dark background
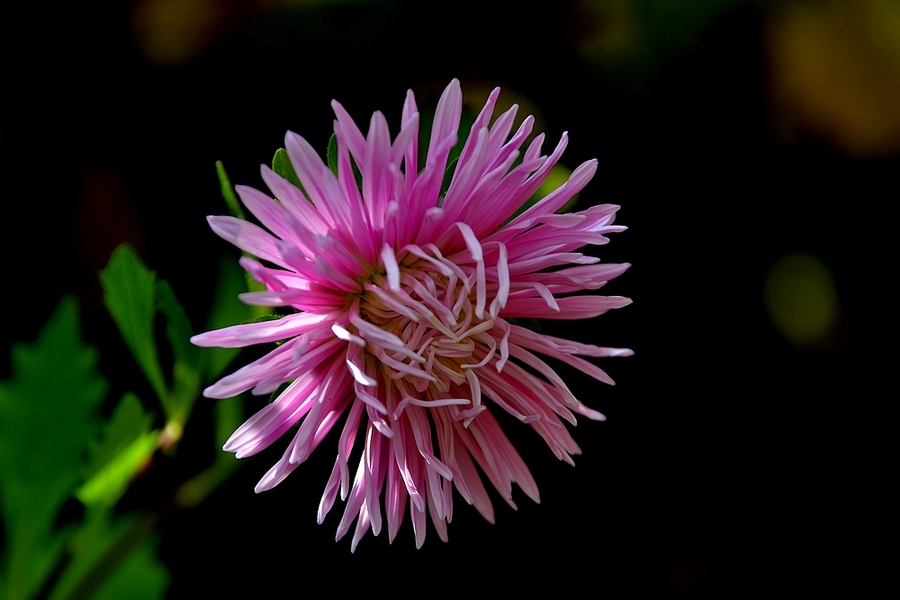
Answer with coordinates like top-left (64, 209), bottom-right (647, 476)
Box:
top-left (1, 0), bottom-right (891, 597)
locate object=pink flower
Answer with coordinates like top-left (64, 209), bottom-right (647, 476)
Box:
top-left (192, 79), bottom-right (631, 550)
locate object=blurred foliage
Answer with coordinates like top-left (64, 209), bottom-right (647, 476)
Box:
top-left (572, 0), bottom-right (753, 88)
top-left (130, 0), bottom-right (377, 66)
top-left (0, 239), bottom-right (254, 599)
top-left (768, 0), bottom-right (900, 156)
top-left (130, 0), bottom-right (234, 66)
top-left (76, 394), bottom-right (157, 508)
top-left (101, 0), bottom-right (900, 160)
top-left (0, 298), bottom-right (109, 600)
top-left (46, 512), bottom-right (168, 600)
top-left (87, 541), bottom-right (170, 600)
top-left (0, 298), bottom-right (170, 600)
top-left (764, 252), bottom-right (840, 351)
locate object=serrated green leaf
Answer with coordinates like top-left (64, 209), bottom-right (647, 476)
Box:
top-left (99, 245), bottom-right (168, 404)
top-left (76, 394), bottom-right (157, 508)
top-left (272, 147), bottom-right (303, 190)
top-left (327, 133), bottom-right (339, 175)
top-left (215, 160), bottom-right (244, 219)
top-left (0, 296), bottom-right (108, 600)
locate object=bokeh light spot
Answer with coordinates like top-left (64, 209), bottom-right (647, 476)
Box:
top-left (763, 251), bottom-right (839, 350)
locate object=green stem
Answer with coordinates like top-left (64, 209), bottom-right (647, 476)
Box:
top-left (60, 510), bottom-right (161, 600)
top-left (56, 455), bottom-right (238, 600)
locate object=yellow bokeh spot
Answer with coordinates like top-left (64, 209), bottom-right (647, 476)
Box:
top-left (131, 0), bottom-right (227, 66)
top-left (768, 0), bottom-right (900, 156)
top-left (535, 164), bottom-right (578, 211)
top-left (763, 252), bottom-right (839, 349)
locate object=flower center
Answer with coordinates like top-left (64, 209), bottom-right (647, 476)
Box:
top-left (353, 260), bottom-right (496, 397)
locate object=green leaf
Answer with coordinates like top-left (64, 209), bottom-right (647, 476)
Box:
top-left (47, 514), bottom-right (169, 600)
top-left (156, 281), bottom-right (200, 375)
top-left (156, 281), bottom-right (202, 421)
top-left (326, 133), bottom-right (339, 175)
top-left (215, 160), bottom-right (244, 219)
top-left (272, 147), bottom-right (303, 190)
top-left (0, 297), bottom-right (108, 600)
top-left (100, 245), bottom-right (203, 423)
top-left (351, 153), bottom-right (363, 190)
top-left (99, 245), bottom-right (168, 404)
top-left (76, 394), bottom-right (157, 508)
top-left (326, 134), bottom-right (362, 190)
top-left (538, 163), bottom-right (577, 212)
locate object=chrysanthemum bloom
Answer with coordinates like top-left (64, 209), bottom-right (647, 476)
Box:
top-left (192, 79), bottom-right (631, 550)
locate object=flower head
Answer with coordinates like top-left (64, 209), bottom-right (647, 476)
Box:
top-left (192, 79), bottom-right (631, 550)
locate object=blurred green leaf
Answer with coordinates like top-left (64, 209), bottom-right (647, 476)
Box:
top-left (506, 164), bottom-right (578, 224)
top-left (326, 133), bottom-right (339, 175)
top-left (272, 147), bottom-right (303, 189)
top-left (351, 156), bottom-right (364, 189)
top-left (99, 245), bottom-right (168, 404)
top-left (0, 296), bottom-right (108, 600)
top-left (325, 134), bottom-right (363, 190)
top-left (215, 160), bottom-right (245, 220)
top-left (76, 394), bottom-right (157, 508)
top-left (48, 513), bottom-right (169, 600)
top-left (592, 0), bottom-right (752, 90)
top-left (91, 537), bottom-right (169, 600)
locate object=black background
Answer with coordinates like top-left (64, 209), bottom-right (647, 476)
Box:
top-left (1, 0), bottom-right (890, 597)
